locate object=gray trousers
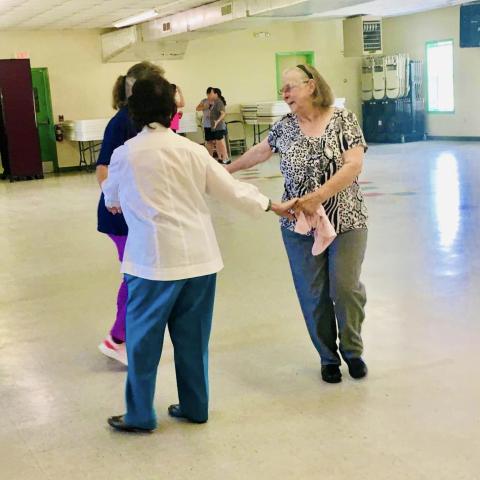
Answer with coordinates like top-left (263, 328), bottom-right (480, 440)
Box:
top-left (282, 227), bottom-right (368, 365)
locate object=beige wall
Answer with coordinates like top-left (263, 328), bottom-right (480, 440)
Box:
top-left (163, 20), bottom-right (361, 112)
top-left (383, 5), bottom-right (480, 137)
top-left (1, 6), bottom-right (475, 169)
top-left (291, 20), bottom-right (362, 115)
top-left (1, 20), bottom-right (359, 168)
top-left (0, 29), bottom-right (134, 168)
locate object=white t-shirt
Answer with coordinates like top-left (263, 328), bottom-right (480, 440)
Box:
top-left (102, 124), bottom-right (269, 281)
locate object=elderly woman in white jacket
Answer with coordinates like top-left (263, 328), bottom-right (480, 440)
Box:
top-left (102, 74), bottom-right (295, 433)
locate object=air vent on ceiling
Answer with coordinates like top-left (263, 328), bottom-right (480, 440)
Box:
top-left (221, 3), bottom-right (233, 16)
top-left (163, 22), bottom-right (171, 32)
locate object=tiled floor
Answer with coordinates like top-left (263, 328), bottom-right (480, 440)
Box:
top-left (0, 141), bottom-right (479, 479)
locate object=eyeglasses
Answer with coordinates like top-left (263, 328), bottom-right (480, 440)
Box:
top-left (277, 80), bottom-right (309, 95)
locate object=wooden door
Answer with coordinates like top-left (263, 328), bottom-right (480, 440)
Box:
top-left (0, 59), bottom-right (42, 179)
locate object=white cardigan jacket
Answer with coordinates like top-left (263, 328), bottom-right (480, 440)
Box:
top-left (102, 124), bottom-right (269, 281)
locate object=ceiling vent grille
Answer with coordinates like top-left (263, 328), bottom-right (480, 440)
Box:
top-left (221, 3), bottom-right (233, 16)
top-left (363, 19), bottom-right (382, 52)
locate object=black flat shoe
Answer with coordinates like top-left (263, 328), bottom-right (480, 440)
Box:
top-left (321, 364), bottom-right (342, 383)
top-left (345, 358), bottom-right (368, 379)
top-left (107, 415), bottom-right (154, 433)
top-left (167, 404), bottom-right (207, 424)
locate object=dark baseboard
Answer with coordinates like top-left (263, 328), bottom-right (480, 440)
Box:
top-left (57, 166), bottom-right (94, 173)
top-left (427, 135), bottom-right (480, 141)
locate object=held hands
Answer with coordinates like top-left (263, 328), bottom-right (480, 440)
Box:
top-left (270, 198), bottom-right (298, 220)
top-left (270, 190), bottom-right (325, 220)
top-left (293, 191), bottom-right (324, 217)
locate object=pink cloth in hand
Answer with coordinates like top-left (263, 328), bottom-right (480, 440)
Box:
top-left (294, 206), bottom-right (337, 255)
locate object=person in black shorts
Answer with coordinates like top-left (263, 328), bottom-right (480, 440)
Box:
top-left (210, 88), bottom-right (230, 164)
top-left (196, 87), bottom-right (215, 156)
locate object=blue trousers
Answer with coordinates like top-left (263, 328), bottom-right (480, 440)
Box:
top-left (282, 227), bottom-right (367, 366)
top-left (123, 273), bottom-right (216, 429)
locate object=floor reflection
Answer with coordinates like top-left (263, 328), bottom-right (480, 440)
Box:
top-left (432, 152), bottom-right (460, 251)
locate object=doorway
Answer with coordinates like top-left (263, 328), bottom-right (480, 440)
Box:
top-left (0, 94), bottom-right (9, 178)
top-left (31, 68), bottom-right (59, 173)
top-left (0, 59), bottom-right (43, 181)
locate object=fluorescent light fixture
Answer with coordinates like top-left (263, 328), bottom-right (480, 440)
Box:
top-left (113, 9), bottom-right (159, 28)
top-left (154, 1), bottom-right (183, 17)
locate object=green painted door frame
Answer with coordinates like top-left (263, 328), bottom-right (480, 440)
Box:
top-left (275, 51), bottom-right (315, 99)
top-left (31, 68), bottom-right (59, 172)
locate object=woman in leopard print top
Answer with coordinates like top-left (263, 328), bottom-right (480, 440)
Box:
top-left (228, 64), bottom-right (369, 384)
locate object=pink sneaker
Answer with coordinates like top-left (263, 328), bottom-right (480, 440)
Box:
top-left (98, 335), bottom-right (128, 366)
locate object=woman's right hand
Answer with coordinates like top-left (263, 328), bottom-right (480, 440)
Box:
top-left (271, 198), bottom-right (298, 220)
top-left (107, 206), bottom-right (122, 215)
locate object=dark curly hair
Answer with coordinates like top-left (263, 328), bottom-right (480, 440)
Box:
top-left (128, 76), bottom-right (176, 129)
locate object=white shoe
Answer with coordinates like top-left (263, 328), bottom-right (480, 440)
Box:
top-left (98, 335), bottom-right (128, 366)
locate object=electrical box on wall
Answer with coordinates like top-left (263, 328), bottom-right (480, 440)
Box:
top-left (343, 16), bottom-right (383, 57)
top-left (460, 2), bottom-right (480, 47)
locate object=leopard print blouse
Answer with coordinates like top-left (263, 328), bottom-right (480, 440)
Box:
top-left (268, 108), bottom-right (368, 234)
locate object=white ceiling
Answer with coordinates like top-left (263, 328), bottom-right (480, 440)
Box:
top-left (0, 0), bottom-right (468, 30)
top-left (0, 0), bottom-right (208, 30)
top-left (312, 0), bottom-right (465, 19)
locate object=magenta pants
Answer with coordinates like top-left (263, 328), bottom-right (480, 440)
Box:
top-left (108, 234), bottom-right (128, 343)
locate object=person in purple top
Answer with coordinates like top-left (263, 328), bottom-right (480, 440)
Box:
top-left (96, 61), bottom-right (165, 365)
